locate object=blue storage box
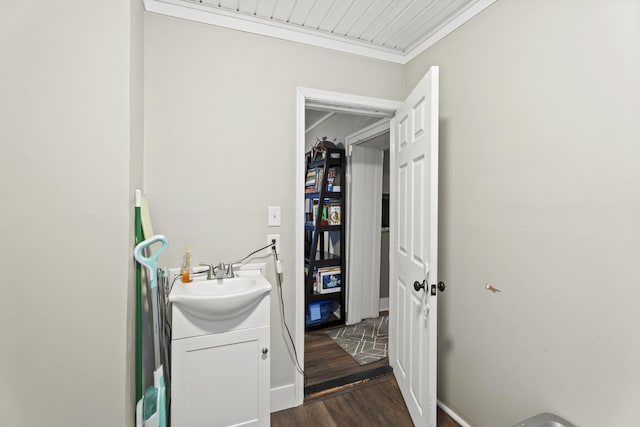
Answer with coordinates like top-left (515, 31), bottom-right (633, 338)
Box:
top-left (306, 300), bottom-right (335, 325)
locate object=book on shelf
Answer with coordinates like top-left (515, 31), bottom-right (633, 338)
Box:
top-left (316, 168), bottom-right (324, 192)
top-left (305, 169), bottom-right (316, 187)
top-left (312, 200), bottom-right (328, 225)
top-left (317, 266), bottom-right (341, 294)
top-left (328, 203), bottom-right (341, 225)
top-left (326, 167), bottom-right (336, 191)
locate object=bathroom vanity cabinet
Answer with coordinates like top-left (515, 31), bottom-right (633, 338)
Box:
top-left (171, 325), bottom-right (270, 427)
top-left (170, 268), bottom-right (271, 427)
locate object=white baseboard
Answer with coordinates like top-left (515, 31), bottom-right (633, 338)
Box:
top-left (379, 297), bottom-right (389, 311)
top-left (270, 383), bottom-right (297, 413)
top-left (438, 400), bottom-right (472, 427)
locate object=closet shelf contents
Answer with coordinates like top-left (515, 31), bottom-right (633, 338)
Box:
top-left (304, 147), bottom-right (346, 330)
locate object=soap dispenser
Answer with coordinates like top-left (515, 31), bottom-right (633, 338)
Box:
top-left (181, 244), bottom-right (193, 283)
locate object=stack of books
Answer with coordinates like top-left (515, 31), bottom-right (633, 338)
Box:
top-left (305, 167), bottom-right (341, 193)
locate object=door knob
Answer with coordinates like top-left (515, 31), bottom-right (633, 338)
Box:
top-left (413, 280), bottom-right (425, 292)
top-left (438, 281), bottom-right (446, 292)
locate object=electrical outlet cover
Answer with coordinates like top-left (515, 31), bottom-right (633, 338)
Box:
top-left (267, 234), bottom-right (280, 255)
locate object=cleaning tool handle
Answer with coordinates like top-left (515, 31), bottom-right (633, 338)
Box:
top-left (134, 235), bottom-right (168, 290)
top-left (135, 189), bottom-right (144, 402)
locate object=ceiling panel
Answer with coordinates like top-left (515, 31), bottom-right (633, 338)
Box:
top-left (317, 0), bottom-right (357, 33)
top-left (254, 0), bottom-right (278, 17)
top-left (395, 0), bottom-right (470, 50)
top-left (344, 0), bottom-right (394, 40)
top-left (148, 0), bottom-right (499, 63)
top-left (303, 1), bottom-right (334, 29)
top-left (218, 0), bottom-right (237, 11)
top-left (332, 0), bottom-right (376, 36)
top-left (238, 0), bottom-right (259, 15)
top-left (385, 0), bottom-right (448, 49)
top-left (271, 0), bottom-right (298, 22)
top-left (371, 0), bottom-right (435, 47)
top-left (357, 0), bottom-right (414, 43)
top-left (288, 0), bottom-right (316, 25)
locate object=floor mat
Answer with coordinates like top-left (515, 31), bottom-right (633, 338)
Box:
top-left (326, 314), bottom-right (388, 365)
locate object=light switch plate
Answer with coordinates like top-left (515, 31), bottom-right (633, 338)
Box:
top-left (268, 206), bottom-right (281, 226)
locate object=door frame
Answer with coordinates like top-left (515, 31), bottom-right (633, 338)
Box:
top-left (295, 87), bottom-right (401, 405)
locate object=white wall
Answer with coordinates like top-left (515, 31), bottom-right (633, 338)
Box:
top-left (406, 0), bottom-right (640, 425)
top-left (129, 0), bottom-right (146, 419)
top-left (0, 2), bottom-right (140, 426)
top-left (143, 12), bottom-right (404, 399)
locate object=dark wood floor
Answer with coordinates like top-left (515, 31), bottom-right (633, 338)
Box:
top-left (271, 329), bottom-right (460, 426)
top-left (304, 330), bottom-right (390, 388)
top-left (272, 374), bottom-right (460, 427)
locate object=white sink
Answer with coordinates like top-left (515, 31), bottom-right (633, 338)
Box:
top-left (169, 271), bottom-right (272, 320)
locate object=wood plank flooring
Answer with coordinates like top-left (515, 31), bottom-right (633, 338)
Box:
top-left (272, 374), bottom-right (460, 427)
top-left (272, 375), bottom-right (412, 426)
top-left (272, 329), bottom-right (460, 426)
top-left (304, 330), bottom-right (389, 388)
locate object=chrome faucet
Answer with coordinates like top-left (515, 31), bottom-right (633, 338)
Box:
top-left (215, 262), bottom-right (226, 279)
top-left (200, 262), bottom-right (236, 279)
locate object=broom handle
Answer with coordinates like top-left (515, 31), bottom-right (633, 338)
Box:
top-left (135, 190), bottom-right (143, 401)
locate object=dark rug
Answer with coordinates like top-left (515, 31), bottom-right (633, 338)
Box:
top-left (326, 314), bottom-right (388, 365)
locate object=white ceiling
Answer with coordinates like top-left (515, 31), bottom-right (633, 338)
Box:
top-left (144, 0), bottom-right (498, 64)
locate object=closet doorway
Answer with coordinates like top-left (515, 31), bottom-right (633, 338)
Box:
top-left (302, 103), bottom-right (393, 398)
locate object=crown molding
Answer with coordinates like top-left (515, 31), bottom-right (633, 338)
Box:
top-left (144, 0), bottom-right (499, 65)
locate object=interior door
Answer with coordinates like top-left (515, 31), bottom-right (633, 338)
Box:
top-left (389, 66), bottom-right (439, 427)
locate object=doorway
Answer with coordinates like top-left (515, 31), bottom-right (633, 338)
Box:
top-left (304, 112), bottom-right (392, 397)
top-left (295, 88), bottom-right (401, 403)
top-left (295, 67), bottom-right (440, 426)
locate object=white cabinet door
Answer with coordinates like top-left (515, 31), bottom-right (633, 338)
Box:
top-left (389, 66), bottom-right (439, 427)
top-left (171, 326), bottom-right (270, 427)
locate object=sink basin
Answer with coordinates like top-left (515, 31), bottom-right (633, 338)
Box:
top-left (169, 274), bottom-right (272, 320)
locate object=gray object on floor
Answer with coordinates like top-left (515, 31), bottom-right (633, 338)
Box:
top-left (326, 315), bottom-right (388, 365)
top-left (511, 412), bottom-right (576, 427)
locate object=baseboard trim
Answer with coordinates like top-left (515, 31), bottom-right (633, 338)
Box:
top-left (437, 400), bottom-right (472, 427)
top-left (379, 297), bottom-right (389, 311)
top-left (271, 383), bottom-right (297, 413)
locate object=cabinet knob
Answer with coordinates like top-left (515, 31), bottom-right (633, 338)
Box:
top-left (262, 347), bottom-right (269, 355)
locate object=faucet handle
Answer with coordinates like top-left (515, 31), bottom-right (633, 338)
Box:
top-left (198, 263), bottom-right (215, 280)
top-left (226, 263), bottom-right (236, 278)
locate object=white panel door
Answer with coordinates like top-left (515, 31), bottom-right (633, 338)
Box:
top-left (389, 66), bottom-right (439, 427)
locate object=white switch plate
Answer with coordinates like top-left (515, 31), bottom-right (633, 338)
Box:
top-left (267, 234), bottom-right (280, 255)
top-left (268, 206), bottom-right (281, 227)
